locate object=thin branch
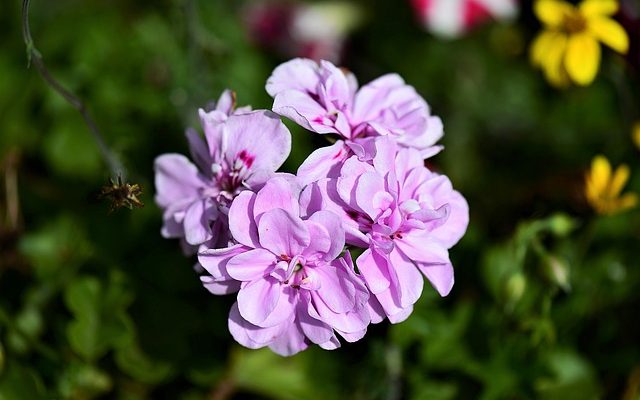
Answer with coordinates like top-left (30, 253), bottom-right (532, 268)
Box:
top-left (21, 0), bottom-right (125, 179)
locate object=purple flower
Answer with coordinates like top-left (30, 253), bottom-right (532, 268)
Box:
top-left (154, 90), bottom-right (291, 249)
top-left (300, 137), bottom-right (468, 323)
top-left (266, 58), bottom-right (444, 184)
top-left (198, 177), bottom-right (370, 356)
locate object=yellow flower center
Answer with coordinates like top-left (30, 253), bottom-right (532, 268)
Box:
top-left (562, 10), bottom-right (587, 34)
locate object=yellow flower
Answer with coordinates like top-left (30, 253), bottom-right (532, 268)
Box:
top-left (531, 0), bottom-right (629, 87)
top-left (585, 155), bottom-right (638, 215)
top-left (633, 122), bottom-right (640, 151)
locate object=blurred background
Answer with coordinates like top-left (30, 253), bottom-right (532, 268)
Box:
top-left (1, 0), bottom-right (640, 398)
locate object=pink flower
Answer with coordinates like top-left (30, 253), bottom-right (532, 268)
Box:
top-left (266, 59), bottom-right (444, 184)
top-left (198, 177), bottom-right (370, 356)
top-left (154, 90), bottom-right (291, 249)
top-left (300, 137), bottom-right (468, 323)
top-left (411, 0), bottom-right (518, 39)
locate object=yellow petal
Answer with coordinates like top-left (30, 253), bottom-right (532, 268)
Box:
top-left (535, 0), bottom-right (574, 28)
top-left (588, 17), bottom-right (629, 54)
top-left (531, 31), bottom-right (557, 66)
top-left (542, 32), bottom-right (571, 86)
top-left (585, 175), bottom-right (600, 203)
top-left (565, 32), bottom-right (600, 85)
top-left (615, 193), bottom-right (639, 212)
top-left (579, 0), bottom-right (618, 17)
top-left (590, 155), bottom-right (611, 194)
top-left (609, 164), bottom-right (630, 197)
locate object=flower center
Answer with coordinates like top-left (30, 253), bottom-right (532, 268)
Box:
top-left (277, 255), bottom-right (306, 288)
top-left (209, 150), bottom-right (256, 201)
top-left (563, 11), bottom-right (587, 34)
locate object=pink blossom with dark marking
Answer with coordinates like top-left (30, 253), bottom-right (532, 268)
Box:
top-left (154, 90), bottom-right (291, 252)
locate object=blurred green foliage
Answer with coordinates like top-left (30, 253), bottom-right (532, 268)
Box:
top-left (1, 0), bottom-right (639, 399)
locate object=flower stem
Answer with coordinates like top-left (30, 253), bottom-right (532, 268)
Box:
top-left (21, 0), bottom-right (126, 179)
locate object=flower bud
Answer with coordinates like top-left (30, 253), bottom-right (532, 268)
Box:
top-left (548, 214), bottom-right (576, 237)
top-left (543, 255), bottom-right (571, 291)
top-left (505, 272), bottom-right (526, 305)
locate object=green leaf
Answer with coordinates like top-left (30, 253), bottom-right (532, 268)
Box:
top-left (58, 362), bottom-right (112, 399)
top-left (115, 343), bottom-right (173, 384)
top-left (43, 119), bottom-right (103, 179)
top-left (5, 306), bottom-right (44, 356)
top-left (18, 215), bottom-right (92, 280)
top-left (535, 350), bottom-right (600, 400)
top-left (64, 273), bottom-right (134, 361)
top-left (231, 347), bottom-right (317, 400)
top-left (0, 363), bottom-right (46, 400)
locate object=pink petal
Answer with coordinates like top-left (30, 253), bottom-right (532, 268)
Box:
top-left (297, 301), bottom-right (334, 344)
top-left (372, 286), bottom-right (408, 322)
top-left (415, 175), bottom-right (469, 248)
top-left (313, 292), bottom-right (370, 334)
top-left (268, 319), bottom-right (309, 356)
top-left (198, 244), bottom-right (251, 279)
top-left (372, 136), bottom-right (399, 175)
top-left (352, 73), bottom-right (406, 123)
top-left (394, 148), bottom-right (425, 183)
top-left (253, 177), bottom-right (300, 221)
top-left (354, 172), bottom-right (388, 220)
top-left (367, 296), bottom-right (386, 324)
top-left (227, 303), bottom-right (264, 349)
top-left (314, 265), bottom-right (357, 314)
top-left (258, 208), bottom-right (310, 257)
top-left (301, 220), bottom-right (332, 260)
top-left (154, 154), bottom-right (204, 208)
top-left (388, 305), bottom-right (413, 324)
top-left (198, 108), bottom-right (228, 156)
top-left (336, 328), bottom-right (367, 343)
top-left (215, 89), bottom-right (236, 114)
top-left (307, 210), bottom-right (345, 261)
top-left (228, 302), bottom-right (288, 349)
top-left (226, 249), bottom-right (277, 281)
top-left (228, 191), bottom-right (260, 248)
top-left (297, 141), bottom-right (349, 186)
top-left (200, 275), bottom-right (240, 295)
top-left (183, 199), bottom-right (215, 245)
top-left (222, 111), bottom-right (291, 179)
top-left (318, 60), bottom-right (355, 108)
top-left (395, 234), bottom-right (450, 264)
top-left (356, 248), bottom-right (391, 294)
top-left (318, 336), bottom-right (341, 350)
top-left (237, 278), bottom-right (295, 327)
top-left (417, 261), bottom-right (454, 297)
top-left (432, 191), bottom-right (469, 248)
top-left (272, 90), bottom-right (337, 134)
top-left (266, 58), bottom-right (321, 97)
top-left (388, 248), bottom-right (424, 308)
top-left (185, 128), bottom-right (212, 174)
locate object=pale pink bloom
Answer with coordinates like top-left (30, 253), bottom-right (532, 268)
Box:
top-left (199, 177), bottom-right (370, 356)
top-left (300, 137), bottom-right (468, 323)
top-left (266, 58), bottom-right (444, 185)
top-left (154, 90), bottom-right (291, 249)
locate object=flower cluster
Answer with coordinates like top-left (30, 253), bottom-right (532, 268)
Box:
top-left (154, 59), bottom-right (469, 356)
